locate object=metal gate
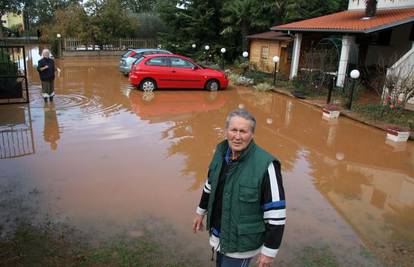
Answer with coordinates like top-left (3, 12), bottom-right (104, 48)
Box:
top-left (0, 46), bottom-right (29, 104)
top-left (0, 107), bottom-right (35, 159)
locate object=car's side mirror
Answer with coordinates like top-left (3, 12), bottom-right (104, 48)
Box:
top-left (192, 66), bottom-right (199, 70)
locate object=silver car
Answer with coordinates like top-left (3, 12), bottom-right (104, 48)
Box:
top-left (119, 48), bottom-right (171, 76)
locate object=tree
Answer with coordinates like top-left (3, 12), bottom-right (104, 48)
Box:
top-left (221, 0), bottom-right (277, 51)
top-left (84, 0), bottom-right (139, 44)
top-left (121, 0), bottom-right (156, 13)
top-left (157, 0), bottom-right (224, 57)
top-left (44, 3), bottom-right (91, 42)
top-left (283, 0), bottom-right (346, 23)
top-left (365, 0), bottom-right (378, 17)
top-left (0, 0), bottom-right (21, 19)
top-left (23, 0), bottom-right (78, 27)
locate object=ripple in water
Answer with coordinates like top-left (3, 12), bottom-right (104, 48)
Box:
top-left (30, 94), bottom-right (125, 119)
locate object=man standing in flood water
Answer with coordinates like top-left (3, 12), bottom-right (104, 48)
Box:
top-left (193, 109), bottom-right (286, 267)
top-left (37, 49), bottom-right (59, 102)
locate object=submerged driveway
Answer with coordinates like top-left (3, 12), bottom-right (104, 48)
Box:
top-left (0, 46), bottom-right (413, 266)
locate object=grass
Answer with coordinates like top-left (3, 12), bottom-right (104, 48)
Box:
top-left (295, 246), bottom-right (338, 267)
top-left (352, 103), bottom-right (414, 130)
top-left (0, 219), bottom-right (196, 267)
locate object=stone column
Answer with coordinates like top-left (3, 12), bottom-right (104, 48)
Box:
top-left (336, 35), bottom-right (355, 87)
top-left (289, 33), bottom-right (302, 80)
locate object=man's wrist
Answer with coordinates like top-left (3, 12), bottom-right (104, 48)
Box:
top-left (261, 246), bottom-right (278, 258)
top-left (196, 207), bottom-right (207, 216)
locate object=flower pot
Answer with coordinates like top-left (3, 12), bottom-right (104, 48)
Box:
top-left (322, 108), bottom-right (340, 119)
top-left (386, 127), bottom-right (410, 142)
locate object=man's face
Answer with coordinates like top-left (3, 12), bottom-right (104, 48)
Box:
top-left (226, 116), bottom-right (254, 153)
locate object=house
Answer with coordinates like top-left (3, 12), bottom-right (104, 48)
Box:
top-left (1, 12), bottom-right (24, 32)
top-left (246, 31), bottom-right (292, 75)
top-left (271, 0), bottom-right (414, 90)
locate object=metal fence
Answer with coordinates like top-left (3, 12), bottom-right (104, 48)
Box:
top-left (0, 46), bottom-right (29, 104)
top-left (64, 38), bottom-right (158, 51)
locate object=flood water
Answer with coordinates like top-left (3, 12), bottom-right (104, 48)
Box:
top-left (0, 46), bottom-right (413, 266)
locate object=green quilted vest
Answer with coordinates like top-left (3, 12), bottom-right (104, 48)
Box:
top-left (207, 140), bottom-right (275, 253)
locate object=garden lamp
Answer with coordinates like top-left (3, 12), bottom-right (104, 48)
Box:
top-left (205, 45), bottom-right (210, 64)
top-left (220, 48), bottom-right (226, 69)
top-left (347, 69), bottom-right (360, 109)
top-left (56, 33), bottom-right (62, 58)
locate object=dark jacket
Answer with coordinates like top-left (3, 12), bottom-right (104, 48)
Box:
top-left (37, 58), bottom-right (55, 81)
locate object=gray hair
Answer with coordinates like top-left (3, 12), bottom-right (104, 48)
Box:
top-left (225, 109), bottom-right (256, 133)
top-left (41, 49), bottom-right (51, 58)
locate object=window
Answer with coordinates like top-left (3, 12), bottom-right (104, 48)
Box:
top-left (146, 57), bottom-right (169, 66)
top-left (261, 46), bottom-right (269, 60)
top-left (170, 57), bottom-right (194, 68)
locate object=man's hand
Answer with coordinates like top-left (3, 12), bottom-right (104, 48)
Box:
top-left (192, 214), bottom-right (205, 233)
top-left (257, 253), bottom-right (273, 267)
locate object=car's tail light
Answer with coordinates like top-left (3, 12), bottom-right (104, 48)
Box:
top-left (128, 51), bottom-right (137, 57)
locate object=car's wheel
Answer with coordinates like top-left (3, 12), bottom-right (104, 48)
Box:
top-left (140, 79), bottom-right (157, 91)
top-left (205, 80), bottom-right (220, 91)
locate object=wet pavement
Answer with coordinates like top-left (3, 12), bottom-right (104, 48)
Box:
top-left (0, 46), bottom-right (413, 266)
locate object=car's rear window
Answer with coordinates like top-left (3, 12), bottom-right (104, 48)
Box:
top-left (133, 57), bottom-right (145, 65)
top-left (122, 51), bottom-right (134, 58)
top-left (146, 57), bottom-right (169, 67)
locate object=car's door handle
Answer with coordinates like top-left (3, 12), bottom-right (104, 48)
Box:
top-left (171, 70), bottom-right (176, 73)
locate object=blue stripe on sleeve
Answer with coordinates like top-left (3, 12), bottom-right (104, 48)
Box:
top-left (262, 200), bottom-right (286, 210)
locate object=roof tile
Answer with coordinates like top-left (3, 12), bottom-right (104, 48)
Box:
top-left (272, 8), bottom-right (414, 33)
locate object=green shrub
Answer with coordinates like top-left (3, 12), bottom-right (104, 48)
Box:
top-left (353, 103), bottom-right (414, 130)
top-left (254, 82), bottom-right (274, 92)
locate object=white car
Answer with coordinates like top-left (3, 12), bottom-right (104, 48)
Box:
top-left (119, 48), bottom-right (171, 76)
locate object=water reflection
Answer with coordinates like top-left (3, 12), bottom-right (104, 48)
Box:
top-left (0, 105), bottom-right (35, 158)
top-left (43, 102), bottom-right (60, 150)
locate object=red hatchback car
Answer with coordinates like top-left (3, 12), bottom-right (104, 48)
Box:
top-left (129, 54), bottom-right (228, 91)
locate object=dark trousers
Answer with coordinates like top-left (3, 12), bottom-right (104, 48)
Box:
top-left (216, 253), bottom-right (252, 267)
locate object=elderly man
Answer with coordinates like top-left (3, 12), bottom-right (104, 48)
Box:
top-left (193, 109), bottom-right (286, 267)
top-left (37, 49), bottom-right (60, 102)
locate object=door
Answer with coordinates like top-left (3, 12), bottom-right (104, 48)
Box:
top-left (169, 57), bottom-right (203, 89)
top-left (143, 56), bottom-right (171, 88)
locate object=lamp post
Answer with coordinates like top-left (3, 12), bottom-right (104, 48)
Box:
top-left (56, 33), bottom-right (62, 58)
top-left (347, 69), bottom-right (360, 109)
top-left (326, 74), bottom-right (336, 104)
top-left (192, 43), bottom-right (196, 49)
top-left (242, 51), bottom-right (249, 75)
top-left (204, 45), bottom-right (210, 65)
top-left (220, 47), bottom-right (226, 70)
top-left (272, 56), bottom-right (280, 86)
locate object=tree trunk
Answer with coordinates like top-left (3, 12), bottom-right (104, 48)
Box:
top-left (240, 22), bottom-right (249, 52)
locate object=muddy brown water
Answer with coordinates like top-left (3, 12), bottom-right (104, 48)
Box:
top-left (0, 46), bottom-right (413, 266)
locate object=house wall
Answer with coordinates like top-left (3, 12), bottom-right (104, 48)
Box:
top-left (365, 23), bottom-right (413, 67)
top-left (348, 0), bottom-right (414, 10)
top-left (249, 39), bottom-right (291, 75)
